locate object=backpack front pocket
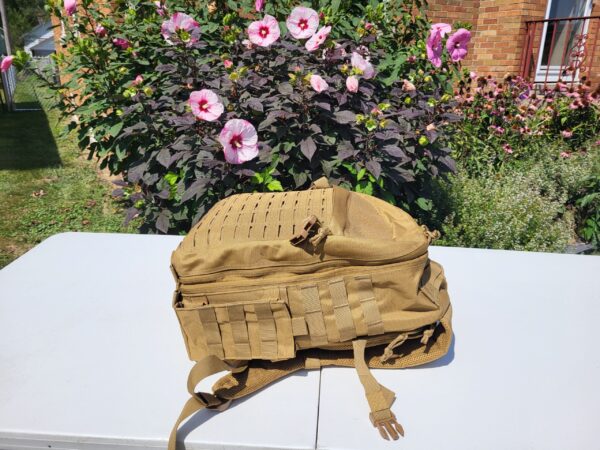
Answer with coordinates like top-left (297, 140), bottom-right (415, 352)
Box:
top-left (175, 299), bottom-right (295, 362)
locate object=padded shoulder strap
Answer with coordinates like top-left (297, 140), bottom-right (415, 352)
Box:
top-left (168, 356), bottom-right (247, 450)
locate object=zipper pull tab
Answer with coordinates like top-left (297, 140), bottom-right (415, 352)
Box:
top-left (353, 340), bottom-right (405, 441)
top-left (421, 224), bottom-right (441, 242)
top-left (380, 333), bottom-right (408, 363)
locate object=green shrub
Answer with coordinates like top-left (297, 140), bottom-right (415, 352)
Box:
top-left (436, 171), bottom-right (575, 252)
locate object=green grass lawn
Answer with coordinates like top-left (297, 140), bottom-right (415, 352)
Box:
top-left (0, 100), bottom-right (137, 268)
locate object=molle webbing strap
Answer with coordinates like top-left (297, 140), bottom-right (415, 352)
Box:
top-left (197, 308), bottom-right (224, 359)
top-left (291, 317), bottom-right (308, 336)
top-left (355, 276), bottom-right (385, 336)
top-left (228, 305), bottom-right (252, 359)
top-left (352, 340), bottom-right (404, 441)
top-left (301, 285), bottom-right (328, 346)
top-left (254, 302), bottom-right (278, 360)
top-left (328, 278), bottom-right (357, 342)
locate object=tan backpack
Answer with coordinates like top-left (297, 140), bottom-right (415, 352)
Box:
top-left (168, 178), bottom-right (453, 449)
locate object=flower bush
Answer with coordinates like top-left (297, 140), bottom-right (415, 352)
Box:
top-left (46, 0), bottom-right (467, 234)
top-left (451, 74), bottom-right (600, 175)
top-left (435, 74), bottom-right (600, 251)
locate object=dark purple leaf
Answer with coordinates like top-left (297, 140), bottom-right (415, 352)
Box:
top-left (383, 145), bottom-right (405, 158)
top-left (366, 160), bottom-right (381, 179)
top-left (315, 102), bottom-right (331, 111)
top-left (156, 212), bottom-right (170, 234)
top-left (247, 98), bottom-right (264, 112)
top-left (157, 189), bottom-right (170, 199)
top-left (156, 148), bottom-right (171, 168)
top-left (300, 136), bottom-right (317, 161)
top-left (181, 179), bottom-right (208, 202)
top-left (124, 207), bottom-right (139, 225)
top-left (334, 110), bottom-right (356, 124)
top-left (277, 82), bottom-right (294, 95)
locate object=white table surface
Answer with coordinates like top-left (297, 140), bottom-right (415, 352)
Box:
top-left (1, 233), bottom-right (599, 450)
top-left (0, 232), bottom-right (320, 450)
top-left (317, 247), bottom-right (600, 450)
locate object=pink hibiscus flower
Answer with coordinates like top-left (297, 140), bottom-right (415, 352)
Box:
top-left (64, 0), bottom-right (77, 16)
top-left (112, 38), bottom-right (131, 50)
top-left (132, 75), bottom-right (144, 86)
top-left (426, 29), bottom-right (443, 68)
top-left (351, 52), bottom-right (375, 79)
top-left (346, 75), bottom-right (359, 93)
top-left (1, 55), bottom-right (14, 73)
top-left (286, 6), bottom-right (319, 40)
top-left (154, 1), bottom-right (167, 16)
top-left (310, 74), bottom-right (328, 93)
top-left (561, 130), bottom-right (573, 138)
top-left (189, 89), bottom-right (224, 122)
top-left (94, 24), bottom-right (106, 37)
top-left (255, 0), bottom-right (265, 12)
top-left (161, 12), bottom-right (201, 47)
top-left (446, 28), bottom-right (471, 62)
top-left (223, 59), bottom-right (233, 69)
top-left (248, 15), bottom-right (281, 47)
top-left (560, 151), bottom-right (571, 158)
top-left (431, 23), bottom-right (451, 37)
top-left (305, 25), bottom-right (331, 52)
top-left (219, 119), bottom-right (259, 164)
top-left (502, 144), bottom-right (513, 154)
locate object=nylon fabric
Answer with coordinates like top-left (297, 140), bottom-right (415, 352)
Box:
top-left (169, 177), bottom-right (453, 448)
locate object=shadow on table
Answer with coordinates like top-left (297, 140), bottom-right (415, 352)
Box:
top-left (176, 337), bottom-right (455, 447)
top-left (414, 333), bottom-right (456, 369)
top-left (177, 370), bottom-right (309, 449)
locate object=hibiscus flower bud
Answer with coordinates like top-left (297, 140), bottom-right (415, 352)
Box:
top-left (402, 80), bottom-right (416, 92)
top-left (346, 76), bottom-right (359, 93)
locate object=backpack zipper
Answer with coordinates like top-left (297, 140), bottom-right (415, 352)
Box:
top-left (178, 251), bottom-right (428, 296)
top-left (177, 241), bottom-right (429, 288)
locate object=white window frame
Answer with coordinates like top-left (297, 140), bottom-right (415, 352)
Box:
top-left (535, 0), bottom-right (594, 82)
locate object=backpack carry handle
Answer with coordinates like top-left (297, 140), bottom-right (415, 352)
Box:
top-left (310, 176), bottom-right (331, 189)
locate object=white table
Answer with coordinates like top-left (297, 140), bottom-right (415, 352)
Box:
top-left (0, 233), bottom-right (320, 450)
top-left (1, 233), bottom-right (599, 450)
top-left (318, 247), bottom-right (600, 450)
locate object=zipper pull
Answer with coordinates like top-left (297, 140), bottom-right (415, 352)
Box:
top-left (380, 333), bottom-right (408, 363)
top-left (421, 225), bottom-right (441, 242)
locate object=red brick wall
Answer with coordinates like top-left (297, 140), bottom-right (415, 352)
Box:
top-left (427, 0), bottom-right (600, 87)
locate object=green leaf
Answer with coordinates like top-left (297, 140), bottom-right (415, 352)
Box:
top-left (357, 168), bottom-right (367, 181)
top-left (164, 172), bottom-right (179, 186)
top-left (108, 122), bottom-right (123, 137)
top-left (415, 197), bottom-right (433, 211)
top-left (267, 180), bottom-right (283, 191)
top-left (331, 0), bottom-right (341, 14)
